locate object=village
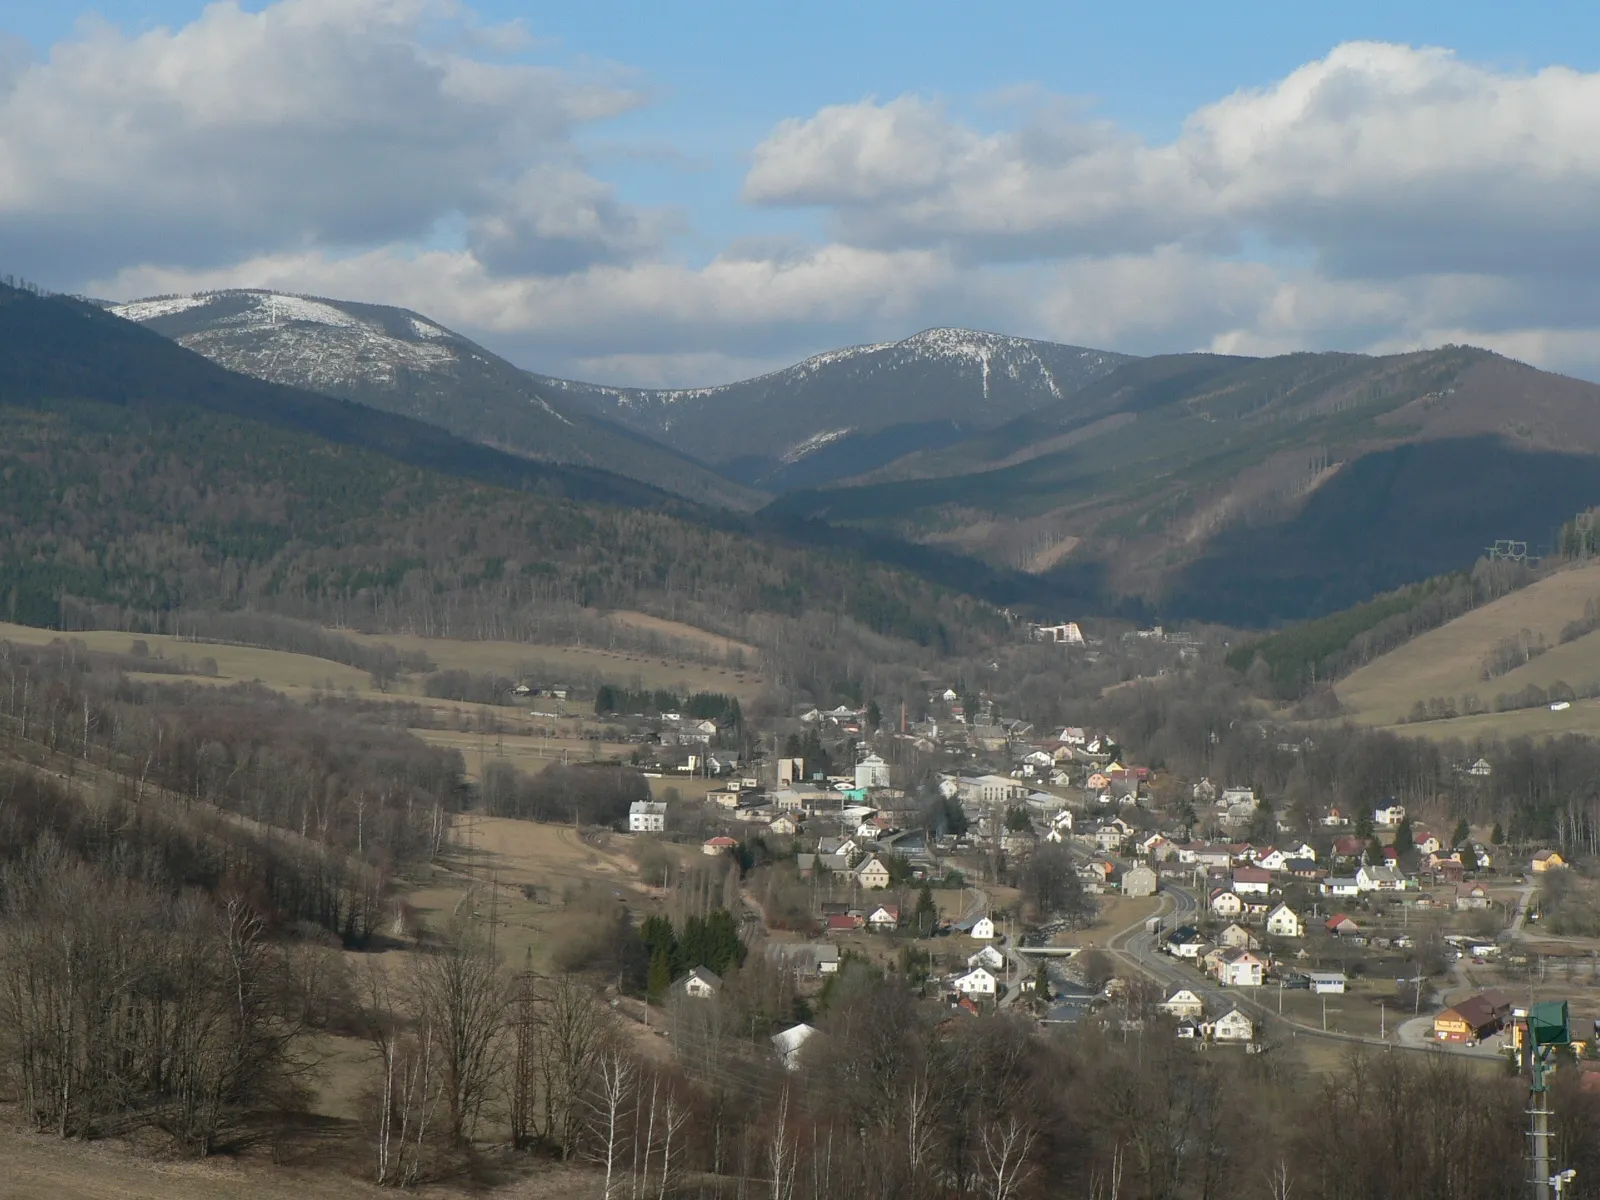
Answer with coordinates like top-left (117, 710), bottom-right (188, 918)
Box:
top-left (583, 673), bottom-right (1600, 1076)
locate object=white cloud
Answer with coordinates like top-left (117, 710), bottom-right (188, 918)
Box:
top-left (18, 13), bottom-right (1600, 385)
top-left (745, 44), bottom-right (1600, 278)
top-left (0, 0), bottom-right (646, 280)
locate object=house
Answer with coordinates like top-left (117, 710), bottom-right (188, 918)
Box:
top-left (854, 856), bottom-right (892, 890)
top-left (855, 753), bottom-right (891, 791)
top-left (1255, 848), bottom-right (1291, 872)
top-left (1160, 989), bottom-right (1206, 1019)
top-left (1265, 903), bottom-right (1306, 938)
top-left (702, 835), bottom-right (740, 856)
top-left (628, 800), bottom-right (668, 833)
top-left (1304, 971), bottom-right (1347, 995)
top-left (707, 789), bottom-right (741, 809)
top-left (1321, 807), bottom-right (1346, 827)
top-left (1232, 867), bottom-right (1273, 895)
top-left (1467, 757), bottom-right (1493, 777)
top-left (817, 836), bottom-right (858, 859)
top-left (1433, 993), bottom-right (1507, 1043)
top-left (1321, 877), bottom-right (1361, 898)
top-left (1093, 826), bottom-right (1126, 853)
top-left (968, 945), bottom-right (1006, 970)
top-left (1331, 835), bottom-right (1368, 860)
top-left (968, 916), bottom-right (997, 941)
top-left (1414, 831), bottom-right (1442, 856)
top-left (1374, 804), bottom-right (1407, 828)
top-left (1221, 787), bottom-right (1256, 807)
top-left (1284, 842), bottom-right (1318, 861)
top-left (683, 967), bottom-right (723, 999)
top-left (824, 913), bottom-right (862, 935)
top-left (1532, 849), bottom-right (1567, 873)
top-left (771, 1023), bottom-right (817, 1070)
top-left (1085, 772), bottom-right (1112, 791)
top-left (1059, 726), bottom-right (1088, 745)
top-left (1210, 1007), bottom-right (1255, 1042)
top-left (1033, 621), bottom-right (1086, 644)
top-left (1166, 926), bottom-right (1208, 959)
top-left (868, 905), bottom-right (900, 931)
top-left (1214, 949), bottom-right (1265, 987)
top-left (1210, 889), bottom-right (1244, 918)
top-left (1218, 923), bottom-right (1260, 950)
top-left (769, 813), bottom-right (800, 836)
top-left (1456, 882), bottom-right (1491, 910)
top-left (1326, 914), bottom-right (1360, 936)
top-left (1357, 864), bottom-right (1408, 892)
top-left (1122, 865), bottom-right (1158, 897)
top-left (953, 966), bottom-right (997, 997)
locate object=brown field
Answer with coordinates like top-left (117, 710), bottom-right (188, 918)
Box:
top-left (603, 610), bottom-right (758, 662)
top-left (411, 730), bottom-right (637, 780)
top-left (0, 1117), bottom-right (596, 1200)
top-left (337, 629), bottom-right (767, 703)
top-left (1336, 562), bottom-right (1600, 729)
top-left (1386, 698), bottom-right (1600, 743)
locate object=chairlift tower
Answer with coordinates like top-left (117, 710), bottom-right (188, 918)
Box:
top-left (1516, 1001), bottom-right (1574, 1200)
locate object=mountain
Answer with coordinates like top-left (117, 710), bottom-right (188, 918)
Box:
top-left (110, 289), bottom-right (761, 510)
top-left (3, 284), bottom-right (680, 511)
top-left (766, 347), bottom-right (1600, 624)
top-left (535, 328), bottom-right (1134, 490)
top-left (0, 281), bottom-right (1002, 658)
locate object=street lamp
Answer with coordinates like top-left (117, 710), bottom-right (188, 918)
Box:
top-left (1552, 1168), bottom-right (1577, 1197)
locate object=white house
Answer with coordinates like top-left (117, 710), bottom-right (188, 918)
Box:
top-left (1210, 1008), bottom-right (1255, 1042)
top-left (683, 967), bottom-right (723, 999)
top-left (1210, 890), bottom-right (1244, 918)
top-left (867, 905), bottom-right (900, 931)
top-left (1058, 726), bottom-right (1087, 745)
top-left (1285, 841), bottom-right (1318, 861)
top-left (953, 967), bottom-right (997, 997)
top-left (1255, 848), bottom-right (1291, 872)
top-left (1160, 989), bottom-right (1206, 1019)
top-left (968, 945), bottom-right (1006, 970)
top-left (1374, 804), bottom-right (1407, 828)
top-left (628, 800), bottom-right (668, 833)
top-left (854, 855), bottom-right (892, 890)
top-left (771, 1023), bottom-right (817, 1070)
top-left (1218, 923), bottom-right (1260, 950)
top-left (1356, 864), bottom-right (1407, 892)
top-left (1321, 877), bottom-right (1361, 898)
top-left (702, 835), bottom-right (740, 856)
top-left (1467, 758), bottom-right (1492, 777)
top-left (1265, 903), bottom-right (1305, 938)
top-left (969, 916), bottom-right (997, 941)
top-left (855, 753), bottom-right (891, 791)
top-left (1304, 970), bottom-right (1347, 995)
top-left (1232, 867), bottom-right (1272, 895)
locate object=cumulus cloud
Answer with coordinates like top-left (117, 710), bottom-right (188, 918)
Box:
top-left (0, 0), bottom-right (650, 280)
top-left (21, 12), bottom-right (1600, 385)
top-left (746, 44), bottom-right (1600, 278)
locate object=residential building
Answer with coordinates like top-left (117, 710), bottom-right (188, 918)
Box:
top-left (1357, 864), bottom-right (1407, 892)
top-left (1433, 993), bottom-right (1507, 1044)
top-left (1166, 927), bottom-right (1208, 959)
top-left (968, 916), bottom-right (996, 941)
top-left (1305, 971), bottom-right (1347, 995)
top-left (1532, 849), bottom-right (1567, 872)
top-left (1210, 889), bottom-right (1244, 918)
top-left (1321, 877), bottom-right (1361, 898)
top-left (1456, 883), bottom-right (1491, 910)
top-left (1210, 1008), bottom-right (1255, 1042)
top-left (702, 836), bottom-right (739, 856)
top-left (868, 905), bottom-right (900, 931)
top-left (1325, 914), bottom-right (1360, 936)
top-left (954, 967), bottom-right (997, 997)
top-left (1232, 867), bottom-right (1273, 895)
top-left (1265, 903), bottom-right (1306, 938)
top-left (1218, 923), bottom-right (1260, 950)
top-left (771, 1023), bottom-right (817, 1070)
top-left (683, 967), bottom-right (723, 999)
top-left (968, 945), bottom-right (1005, 970)
top-left (1374, 804), bottom-right (1407, 828)
top-left (769, 813), bottom-right (800, 836)
top-left (855, 753), bottom-right (891, 791)
top-left (627, 800), bottom-right (667, 833)
top-left (1122, 865), bottom-right (1158, 898)
top-left (1160, 989), bottom-right (1206, 1019)
top-left (1214, 949), bottom-right (1265, 987)
top-left (854, 856), bottom-right (892, 890)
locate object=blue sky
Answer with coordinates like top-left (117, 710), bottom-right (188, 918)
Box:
top-left (4, 0), bottom-right (1600, 383)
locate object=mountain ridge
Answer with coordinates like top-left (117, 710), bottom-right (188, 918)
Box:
top-left (110, 289), bottom-right (763, 510)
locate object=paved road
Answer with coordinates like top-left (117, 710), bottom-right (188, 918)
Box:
top-left (1106, 879), bottom-right (1506, 1059)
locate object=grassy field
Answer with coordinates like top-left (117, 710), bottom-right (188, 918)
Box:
top-left (1387, 698), bottom-right (1600, 742)
top-left (411, 729), bottom-right (639, 780)
top-left (1335, 562), bottom-right (1600, 728)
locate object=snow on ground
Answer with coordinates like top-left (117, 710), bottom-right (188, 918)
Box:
top-left (110, 295), bottom-right (212, 321)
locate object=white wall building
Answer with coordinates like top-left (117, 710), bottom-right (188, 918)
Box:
top-left (628, 800), bottom-right (667, 833)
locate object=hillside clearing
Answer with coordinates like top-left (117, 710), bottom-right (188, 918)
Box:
top-left (1336, 561), bottom-right (1600, 726)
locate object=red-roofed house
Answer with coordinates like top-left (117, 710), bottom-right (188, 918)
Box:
top-left (703, 836), bottom-right (740, 856)
top-left (1326, 914), bottom-right (1360, 936)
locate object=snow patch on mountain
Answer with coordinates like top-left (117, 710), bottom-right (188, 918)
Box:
top-left (781, 427), bottom-right (854, 463)
top-left (111, 295), bottom-right (212, 322)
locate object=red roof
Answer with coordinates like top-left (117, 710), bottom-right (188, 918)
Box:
top-left (1326, 914), bottom-right (1358, 932)
top-left (1233, 867), bottom-right (1272, 884)
top-left (704, 836), bottom-right (739, 848)
top-left (825, 914), bottom-right (858, 931)
top-left (1333, 836), bottom-right (1366, 856)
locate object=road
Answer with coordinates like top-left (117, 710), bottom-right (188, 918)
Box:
top-left (1106, 879), bottom-right (1506, 1059)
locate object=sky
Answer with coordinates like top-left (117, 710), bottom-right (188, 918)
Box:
top-left (4, 0), bottom-right (1600, 385)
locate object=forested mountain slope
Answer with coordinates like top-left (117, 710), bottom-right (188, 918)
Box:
top-left (0, 283), bottom-right (1004, 677)
top-left (113, 289), bottom-right (761, 509)
top-left (770, 347), bottom-right (1600, 624)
